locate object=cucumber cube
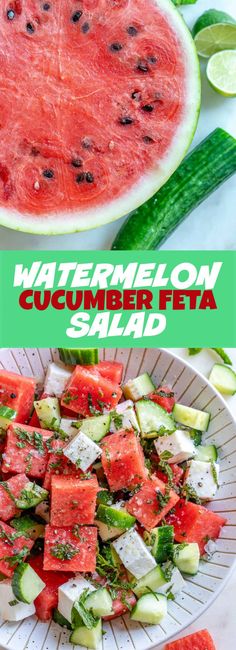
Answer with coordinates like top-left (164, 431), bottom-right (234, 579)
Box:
top-left (123, 373), bottom-right (155, 401)
top-left (70, 618), bottom-right (102, 649)
top-left (173, 403), bottom-right (210, 432)
top-left (131, 593), bottom-right (167, 625)
top-left (173, 543), bottom-right (200, 575)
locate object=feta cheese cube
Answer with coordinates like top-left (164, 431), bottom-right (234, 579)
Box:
top-left (112, 528), bottom-right (156, 579)
top-left (63, 431), bottom-right (101, 472)
top-left (58, 576), bottom-right (95, 623)
top-left (184, 460), bottom-right (219, 500)
top-left (44, 362), bottom-right (71, 398)
top-left (0, 580), bottom-right (35, 621)
top-left (60, 418), bottom-right (77, 438)
top-left (158, 566), bottom-right (186, 596)
top-left (154, 429), bottom-right (196, 464)
top-left (110, 400), bottom-right (140, 433)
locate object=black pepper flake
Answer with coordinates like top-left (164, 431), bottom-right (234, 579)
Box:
top-left (142, 104), bottom-right (154, 112)
top-left (71, 158), bottom-right (83, 168)
top-left (43, 2), bottom-right (51, 10)
top-left (119, 116), bottom-right (133, 125)
top-left (127, 25), bottom-right (138, 36)
top-left (26, 22), bottom-right (35, 34)
top-left (10, 393), bottom-right (17, 399)
top-left (136, 60), bottom-right (149, 73)
top-left (7, 9), bottom-right (15, 20)
top-left (71, 10), bottom-right (82, 23)
top-left (143, 135), bottom-right (154, 144)
top-left (76, 172), bottom-right (85, 184)
top-left (85, 172), bottom-right (94, 183)
top-left (42, 169), bottom-right (54, 179)
top-left (81, 22), bottom-right (90, 33)
top-left (110, 42), bottom-right (123, 52)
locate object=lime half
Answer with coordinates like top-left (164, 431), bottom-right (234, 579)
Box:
top-left (193, 9), bottom-right (236, 58)
top-left (207, 50), bottom-right (236, 97)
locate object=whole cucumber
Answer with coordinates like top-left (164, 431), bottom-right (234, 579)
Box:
top-left (111, 128), bottom-right (236, 250)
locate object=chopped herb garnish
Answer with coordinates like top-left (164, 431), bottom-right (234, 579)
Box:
top-left (50, 542), bottom-right (78, 561)
top-left (182, 484), bottom-right (201, 504)
top-left (110, 410), bottom-right (123, 429)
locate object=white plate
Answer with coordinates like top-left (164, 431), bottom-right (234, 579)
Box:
top-left (0, 347), bottom-right (235, 650)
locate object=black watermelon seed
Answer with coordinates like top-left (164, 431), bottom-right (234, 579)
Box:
top-left (42, 169), bottom-right (54, 178)
top-left (71, 158), bottom-right (83, 168)
top-left (131, 91), bottom-right (141, 101)
top-left (10, 393), bottom-right (17, 399)
top-left (143, 135), bottom-right (154, 143)
top-left (127, 25), bottom-right (138, 36)
top-left (136, 60), bottom-right (149, 73)
top-left (148, 56), bottom-right (157, 64)
top-left (142, 104), bottom-right (154, 112)
top-left (26, 22), bottom-right (35, 33)
top-left (76, 172), bottom-right (85, 183)
top-left (82, 22), bottom-right (90, 33)
top-left (119, 116), bottom-right (133, 125)
top-left (71, 11), bottom-right (82, 23)
top-left (43, 2), bottom-right (51, 10)
top-left (85, 172), bottom-right (94, 183)
top-left (7, 9), bottom-right (15, 20)
top-left (110, 42), bottom-right (123, 52)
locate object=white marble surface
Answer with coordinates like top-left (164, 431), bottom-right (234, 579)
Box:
top-left (0, 0), bottom-right (235, 251)
top-left (157, 347), bottom-right (236, 650)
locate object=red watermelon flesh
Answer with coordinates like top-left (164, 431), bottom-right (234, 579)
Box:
top-left (50, 474), bottom-right (98, 526)
top-left (61, 365), bottom-right (122, 416)
top-left (127, 474), bottom-right (179, 530)
top-left (0, 520), bottom-right (34, 577)
top-left (0, 370), bottom-right (35, 424)
top-left (0, 0), bottom-right (199, 233)
top-left (101, 428), bottom-right (147, 491)
top-left (149, 384), bottom-right (175, 412)
top-left (164, 629), bottom-right (216, 650)
top-left (2, 423), bottom-right (51, 479)
top-left (0, 473), bottom-right (29, 521)
top-left (166, 500), bottom-right (227, 555)
top-left (43, 524), bottom-right (98, 572)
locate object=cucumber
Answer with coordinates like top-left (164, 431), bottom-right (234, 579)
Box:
top-left (97, 489), bottom-right (113, 506)
top-left (12, 563), bottom-right (45, 604)
top-left (96, 504), bottom-right (135, 530)
top-left (195, 444), bottom-right (218, 462)
top-left (136, 399), bottom-right (175, 437)
top-left (123, 373), bottom-right (155, 401)
top-left (133, 566), bottom-right (166, 598)
top-left (0, 406), bottom-right (17, 430)
top-left (70, 619), bottom-right (102, 648)
top-left (173, 543), bottom-right (200, 575)
top-left (59, 348), bottom-right (99, 366)
top-left (209, 364), bottom-right (236, 396)
top-left (10, 515), bottom-right (45, 540)
top-left (15, 482), bottom-right (48, 509)
top-left (53, 608), bottom-right (72, 630)
top-left (111, 129), bottom-right (236, 250)
top-left (84, 588), bottom-right (113, 617)
top-left (173, 403), bottom-right (210, 432)
top-left (172, 0), bottom-right (197, 4)
top-left (152, 525), bottom-right (174, 564)
top-left (34, 397), bottom-right (61, 430)
top-left (131, 593), bottom-right (167, 625)
top-left (73, 413), bottom-right (111, 442)
top-left (95, 519), bottom-right (125, 542)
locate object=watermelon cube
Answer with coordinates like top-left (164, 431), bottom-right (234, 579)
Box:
top-left (155, 463), bottom-right (184, 486)
top-left (0, 520), bottom-right (34, 577)
top-left (0, 370), bottom-right (36, 424)
top-left (50, 475), bottom-right (98, 526)
top-left (61, 365), bottom-right (122, 417)
top-left (164, 629), bottom-right (216, 650)
top-left (101, 429), bottom-right (147, 491)
top-left (43, 524), bottom-right (97, 572)
top-left (127, 475), bottom-right (179, 530)
top-left (166, 500), bottom-right (226, 555)
top-left (1, 423), bottom-right (52, 479)
top-left (149, 385), bottom-right (175, 413)
top-left (87, 361), bottom-right (123, 385)
top-left (0, 473), bottom-right (29, 521)
top-left (30, 554), bottom-right (74, 621)
top-left (43, 439), bottom-right (82, 490)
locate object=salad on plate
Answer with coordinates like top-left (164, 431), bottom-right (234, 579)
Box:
top-left (0, 349), bottom-right (226, 649)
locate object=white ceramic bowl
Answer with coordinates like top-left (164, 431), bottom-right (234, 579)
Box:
top-left (0, 347), bottom-right (235, 650)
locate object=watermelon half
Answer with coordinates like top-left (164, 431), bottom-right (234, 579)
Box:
top-left (0, 0), bottom-right (200, 234)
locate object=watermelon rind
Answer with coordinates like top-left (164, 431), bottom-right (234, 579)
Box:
top-left (0, 0), bottom-right (201, 235)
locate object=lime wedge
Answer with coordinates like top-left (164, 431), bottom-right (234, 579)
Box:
top-left (193, 9), bottom-right (236, 58)
top-left (207, 50), bottom-right (236, 97)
